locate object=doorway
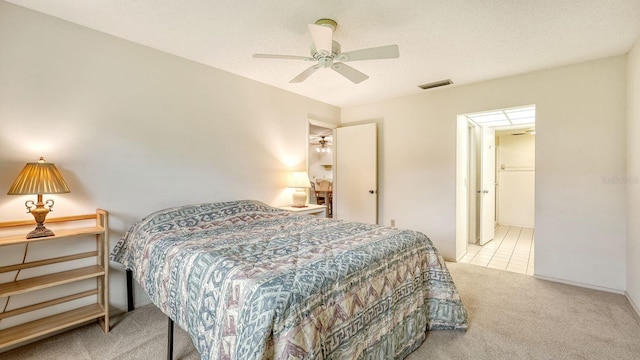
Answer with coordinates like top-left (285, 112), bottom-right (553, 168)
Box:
top-left (456, 105), bottom-right (536, 275)
top-left (307, 120), bottom-right (379, 224)
top-left (308, 120), bottom-right (335, 217)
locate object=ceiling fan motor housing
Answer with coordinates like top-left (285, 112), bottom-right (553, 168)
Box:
top-left (318, 57), bottom-right (333, 68)
top-left (311, 40), bottom-right (341, 62)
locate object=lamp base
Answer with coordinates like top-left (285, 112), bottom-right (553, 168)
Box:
top-left (27, 224), bottom-right (55, 239)
top-left (292, 190), bottom-right (308, 208)
top-left (25, 196), bottom-right (56, 239)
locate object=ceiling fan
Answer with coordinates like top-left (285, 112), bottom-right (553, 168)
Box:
top-left (311, 135), bottom-right (332, 145)
top-left (311, 136), bottom-right (332, 153)
top-left (253, 19), bottom-right (399, 84)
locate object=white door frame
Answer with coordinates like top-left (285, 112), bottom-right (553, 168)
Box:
top-left (456, 105), bottom-right (536, 265)
top-left (307, 118), bottom-right (337, 204)
top-left (455, 116), bottom-right (470, 260)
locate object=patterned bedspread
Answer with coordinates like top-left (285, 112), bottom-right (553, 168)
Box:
top-left (110, 200), bottom-right (467, 360)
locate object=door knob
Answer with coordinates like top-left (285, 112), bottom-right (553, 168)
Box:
top-left (369, 190), bottom-right (375, 194)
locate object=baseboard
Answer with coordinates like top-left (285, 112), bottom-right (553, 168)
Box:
top-left (497, 223), bottom-right (534, 229)
top-left (534, 274), bottom-right (626, 295)
top-left (625, 292), bottom-right (640, 319)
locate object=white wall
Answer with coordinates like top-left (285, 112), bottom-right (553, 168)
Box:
top-left (497, 134), bottom-right (535, 227)
top-left (342, 56), bottom-right (628, 291)
top-left (627, 36), bottom-right (640, 312)
top-left (0, 2), bottom-right (340, 312)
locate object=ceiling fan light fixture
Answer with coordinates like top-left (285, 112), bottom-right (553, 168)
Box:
top-left (315, 136), bottom-right (331, 153)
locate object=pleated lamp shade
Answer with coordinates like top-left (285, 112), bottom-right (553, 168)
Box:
top-left (7, 157), bottom-right (70, 195)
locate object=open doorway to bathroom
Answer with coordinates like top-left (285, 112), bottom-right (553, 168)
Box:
top-left (456, 105), bottom-right (536, 275)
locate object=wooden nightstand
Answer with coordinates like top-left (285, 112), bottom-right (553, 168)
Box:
top-left (278, 204), bottom-right (327, 218)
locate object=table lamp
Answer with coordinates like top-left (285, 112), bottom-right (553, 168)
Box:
top-left (288, 171), bottom-right (311, 207)
top-left (7, 157), bottom-right (70, 238)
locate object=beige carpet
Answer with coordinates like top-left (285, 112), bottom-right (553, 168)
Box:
top-left (2, 262), bottom-right (639, 360)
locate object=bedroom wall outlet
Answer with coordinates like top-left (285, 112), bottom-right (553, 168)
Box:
top-left (390, 219), bottom-right (396, 227)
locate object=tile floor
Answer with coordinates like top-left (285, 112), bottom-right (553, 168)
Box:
top-left (459, 225), bottom-right (534, 275)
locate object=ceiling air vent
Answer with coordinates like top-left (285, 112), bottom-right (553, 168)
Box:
top-left (418, 79), bottom-right (453, 90)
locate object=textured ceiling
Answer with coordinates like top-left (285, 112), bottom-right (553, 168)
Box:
top-left (6, 0), bottom-right (640, 107)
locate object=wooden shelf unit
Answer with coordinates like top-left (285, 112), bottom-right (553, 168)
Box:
top-left (0, 210), bottom-right (109, 350)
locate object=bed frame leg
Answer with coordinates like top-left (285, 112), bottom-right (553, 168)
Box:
top-left (126, 269), bottom-right (134, 312)
top-left (126, 269), bottom-right (173, 359)
top-left (167, 317), bottom-right (174, 360)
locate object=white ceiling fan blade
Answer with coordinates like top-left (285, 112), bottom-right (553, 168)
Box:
top-left (290, 65), bottom-right (319, 83)
top-left (331, 63), bottom-right (369, 84)
top-left (338, 45), bottom-right (399, 62)
top-left (253, 54), bottom-right (313, 60)
top-left (308, 24), bottom-right (333, 56)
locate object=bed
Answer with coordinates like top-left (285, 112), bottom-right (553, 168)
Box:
top-left (110, 200), bottom-right (467, 359)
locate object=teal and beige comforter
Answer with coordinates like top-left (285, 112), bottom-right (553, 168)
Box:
top-left (110, 200), bottom-right (467, 359)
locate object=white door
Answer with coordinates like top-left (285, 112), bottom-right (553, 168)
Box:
top-left (335, 123), bottom-right (377, 224)
top-left (479, 126), bottom-right (496, 245)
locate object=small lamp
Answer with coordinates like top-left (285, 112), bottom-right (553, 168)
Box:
top-left (7, 157), bottom-right (70, 239)
top-left (288, 171), bottom-right (311, 208)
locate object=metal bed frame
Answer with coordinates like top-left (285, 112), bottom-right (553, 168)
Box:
top-left (127, 269), bottom-right (174, 360)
